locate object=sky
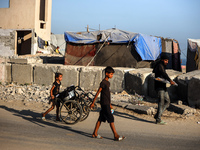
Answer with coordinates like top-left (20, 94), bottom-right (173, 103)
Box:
top-left (51, 0), bottom-right (200, 60)
top-left (0, 0), bottom-right (200, 60)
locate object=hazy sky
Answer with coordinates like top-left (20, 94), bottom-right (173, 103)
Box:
top-left (1, 0), bottom-right (200, 60)
top-left (51, 0), bottom-right (200, 59)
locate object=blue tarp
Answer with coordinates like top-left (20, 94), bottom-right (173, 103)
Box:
top-left (64, 29), bottom-right (162, 60)
top-left (134, 34), bottom-right (162, 60)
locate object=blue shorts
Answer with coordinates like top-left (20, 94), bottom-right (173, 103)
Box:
top-left (98, 105), bottom-right (114, 123)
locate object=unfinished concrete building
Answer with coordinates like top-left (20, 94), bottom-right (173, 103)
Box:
top-left (0, 0), bottom-right (52, 56)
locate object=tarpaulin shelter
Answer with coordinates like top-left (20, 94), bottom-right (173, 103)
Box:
top-left (186, 39), bottom-right (200, 72)
top-left (64, 28), bottom-right (181, 70)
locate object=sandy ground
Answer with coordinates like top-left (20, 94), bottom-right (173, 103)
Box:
top-left (1, 98), bottom-right (200, 125)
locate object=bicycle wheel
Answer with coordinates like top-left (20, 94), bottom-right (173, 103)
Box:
top-left (79, 98), bottom-right (90, 122)
top-left (60, 100), bottom-right (83, 125)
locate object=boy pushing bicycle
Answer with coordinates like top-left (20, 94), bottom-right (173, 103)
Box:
top-left (90, 66), bottom-right (125, 141)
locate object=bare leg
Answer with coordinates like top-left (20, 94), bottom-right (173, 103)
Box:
top-left (42, 105), bottom-right (55, 117)
top-left (92, 121), bottom-right (101, 137)
top-left (110, 122), bottom-right (119, 139)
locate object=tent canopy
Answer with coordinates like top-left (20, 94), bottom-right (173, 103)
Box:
top-left (64, 28), bottom-right (162, 60)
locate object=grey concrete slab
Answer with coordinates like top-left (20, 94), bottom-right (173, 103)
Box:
top-left (176, 70), bottom-right (200, 101)
top-left (0, 64), bottom-right (5, 83)
top-left (103, 67), bottom-right (130, 93)
top-left (80, 66), bottom-right (104, 91)
top-left (125, 68), bottom-right (152, 96)
top-left (6, 63), bottom-right (11, 83)
top-left (168, 103), bottom-right (196, 114)
top-left (58, 65), bottom-right (79, 88)
top-left (33, 64), bottom-right (55, 86)
top-left (9, 57), bottom-right (43, 64)
top-left (12, 64), bottom-right (33, 84)
top-left (148, 69), bottom-right (182, 101)
top-left (188, 74), bottom-right (200, 108)
top-left (126, 105), bottom-right (155, 115)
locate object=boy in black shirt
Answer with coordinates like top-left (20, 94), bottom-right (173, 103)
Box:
top-left (42, 72), bottom-right (63, 121)
top-left (90, 66), bottom-right (125, 141)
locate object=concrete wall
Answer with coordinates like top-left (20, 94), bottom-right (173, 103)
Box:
top-left (2, 58), bottom-right (200, 108)
top-left (12, 64), bottom-right (33, 84)
top-left (176, 70), bottom-right (200, 102)
top-left (80, 67), bottom-right (104, 91)
top-left (188, 74), bottom-right (200, 108)
top-left (0, 29), bottom-right (15, 56)
top-left (125, 68), bottom-right (152, 95)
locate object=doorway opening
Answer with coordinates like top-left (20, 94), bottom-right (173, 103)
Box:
top-left (17, 30), bottom-right (32, 55)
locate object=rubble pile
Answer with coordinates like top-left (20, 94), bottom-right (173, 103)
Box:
top-left (0, 83), bottom-right (51, 103)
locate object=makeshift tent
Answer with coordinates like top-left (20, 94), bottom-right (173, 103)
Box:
top-left (186, 39), bottom-right (200, 72)
top-left (64, 28), bottom-right (181, 70)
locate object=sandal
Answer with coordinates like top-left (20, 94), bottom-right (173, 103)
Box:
top-left (92, 134), bottom-right (103, 139)
top-left (115, 136), bottom-right (126, 141)
top-left (41, 117), bottom-right (46, 121)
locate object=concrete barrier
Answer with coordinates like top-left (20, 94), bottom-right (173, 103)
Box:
top-left (188, 74), bottom-right (200, 108)
top-left (12, 64), bottom-right (33, 84)
top-left (0, 63), bottom-right (6, 83)
top-left (106, 67), bottom-right (130, 93)
top-left (125, 68), bottom-right (152, 95)
top-left (148, 69), bottom-right (182, 101)
top-left (9, 57), bottom-right (43, 64)
top-left (33, 64), bottom-right (55, 86)
top-left (80, 66), bottom-right (104, 91)
top-left (176, 70), bottom-right (200, 102)
top-left (58, 65), bottom-right (79, 88)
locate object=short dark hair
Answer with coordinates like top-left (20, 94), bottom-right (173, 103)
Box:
top-left (105, 66), bottom-right (115, 74)
top-left (160, 53), bottom-right (169, 60)
top-left (55, 72), bottom-right (62, 80)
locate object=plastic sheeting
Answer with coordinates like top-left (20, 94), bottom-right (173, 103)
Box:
top-left (64, 28), bottom-right (137, 44)
top-left (186, 38), bottom-right (200, 72)
top-left (133, 34), bottom-right (162, 60)
top-left (64, 29), bottom-right (162, 60)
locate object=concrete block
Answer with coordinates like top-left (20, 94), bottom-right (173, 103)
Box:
top-left (103, 67), bottom-right (129, 93)
top-left (125, 68), bottom-right (152, 95)
top-left (34, 64), bottom-right (55, 86)
top-left (58, 65), bottom-right (79, 88)
top-left (188, 74), bottom-right (200, 108)
top-left (168, 103), bottom-right (196, 114)
top-left (12, 64), bottom-right (33, 84)
top-left (10, 57), bottom-right (43, 64)
top-left (6, 63), bottom-right (11, 83)
top-left (126, 105), bottom-right (155, 115)
top-left (0, 64), bottom-right (5, 83)
top-left (0, 57), bottom-right (7, 64)
top-left (80, 66), bottom-right (104, 91)
top-left (176, 70), bottom-right (200, 101)
top-left (148, 69), bottom-right (182, 101)
top-left (0, 63), bottom-right (11, 83)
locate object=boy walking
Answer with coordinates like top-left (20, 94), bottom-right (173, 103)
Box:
top-left (42, 72), bottom-right (63, 121)
top-left (90, 66), bottom-right (125, 141)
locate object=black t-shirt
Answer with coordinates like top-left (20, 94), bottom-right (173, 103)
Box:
top-left (100, 79), bottom-right (111, 105)
top-left (153, 60), bottom-right (171, 91)
top-left (52, 81), bottom-right (61, 96)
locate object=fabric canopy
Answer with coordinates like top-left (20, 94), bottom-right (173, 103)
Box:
top-left (64, 28), bottom-right (162, 60)
top-left (133, 34), bottom-right (162, 60)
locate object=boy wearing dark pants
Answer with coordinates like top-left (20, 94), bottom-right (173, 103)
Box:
top-left (90, 66), bottom-right (125, 141)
